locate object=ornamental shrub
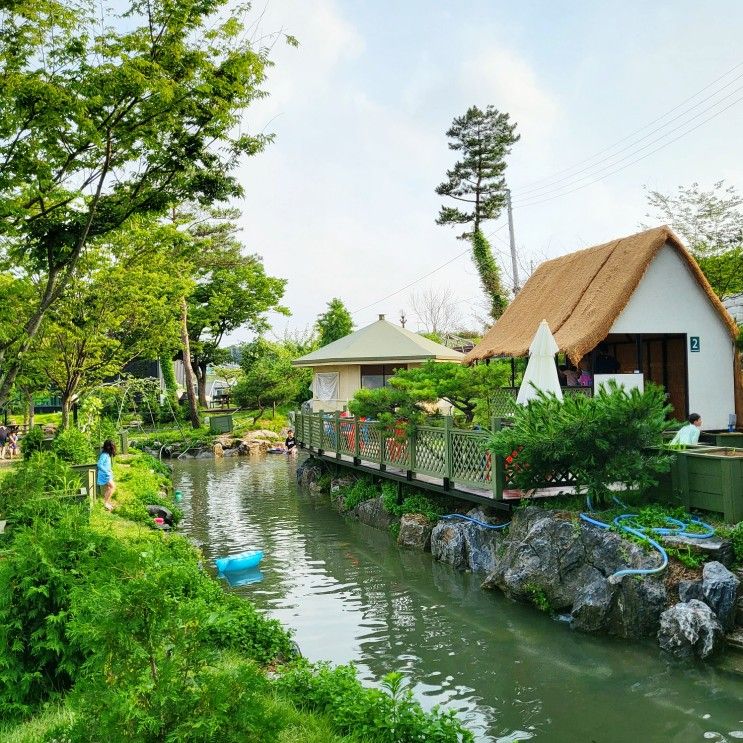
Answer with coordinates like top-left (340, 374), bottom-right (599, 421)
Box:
top-left (486, 382), bottom-right (672, 505)
top-left (21, 426), bottom-right (45, 459)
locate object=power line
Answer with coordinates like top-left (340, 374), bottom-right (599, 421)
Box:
top-left (514, 60), bottom-right (743, 192)
top-left (512, 81), bottom-right (743, 203)
top-left (512, 92), bottom-right (743, 210)
top-left (350, 221), bottom-right (507, 316)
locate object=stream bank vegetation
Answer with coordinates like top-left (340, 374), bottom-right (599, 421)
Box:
top-left (0, 435), bottom-right (475, 742)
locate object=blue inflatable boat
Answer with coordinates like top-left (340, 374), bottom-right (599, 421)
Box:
top-left (214, 549), bottom-right (264, 573)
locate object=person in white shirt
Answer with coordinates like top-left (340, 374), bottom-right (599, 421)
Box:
top-left (670, 413), bottom-right (702, 445)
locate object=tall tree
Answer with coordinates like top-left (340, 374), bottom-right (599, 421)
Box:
top-left (31, 250), bottom-right (183, 428)
top-left (644, 181), bottom-right (743, 298)
top-left (316, 298), bottom-right (353, 347)
top-left (185, 208), bottom-right (288, 407)
top-left (409, 286), bottom-right (461, 336)
top-left (0, 0), bottom-right (281, 407)
top-left (436, 105), bottom-right (518, 320)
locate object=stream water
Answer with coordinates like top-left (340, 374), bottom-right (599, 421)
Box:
top-left (172, 455), bottom-right (742, 743)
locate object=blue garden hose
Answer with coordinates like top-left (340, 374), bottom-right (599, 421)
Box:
top-left (580, 496), bottom-right (716, 582)
top-left (442, 513), bottom-right (510, 530)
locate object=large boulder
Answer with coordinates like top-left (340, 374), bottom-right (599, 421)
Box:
top-left (571, 577), bottom-right (613, 633)
top-left (607, 574), bottom-right (667, 639)
top-left (482, 508), bottom-right (667, 638)
top-left (484, 510), bottom-right (601, 611)
top-left (701, 561), bottom-right (740, 632)
top-left (678, 580), bottom-right (703, 603)
top-left (296, 458), bottom-right (328, 489)
top-left (212, 443), bottom-right (224, 458)
top-left (461, 508), bottom-right (507, 574)
top-left (350, 496), bottom-right (397, 531)
top-left (431, 521), bottom-right (468, 570)
top-left (397, 514), bottom-right (434, 551)
top-left (657, 600), bottom-right (725, 660)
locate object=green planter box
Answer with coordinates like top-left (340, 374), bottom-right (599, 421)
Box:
top-left (700, 431), bottom-right (743, 448)
top-left (209, 414), bottom-right (233, 434)
top-left (673, 447), bottom-right (743, 523)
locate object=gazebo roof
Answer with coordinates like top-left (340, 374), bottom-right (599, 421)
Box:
top-left (293, 316), bottom-right (464, 366)
top-left (466, 225), bottom-right (738, 366)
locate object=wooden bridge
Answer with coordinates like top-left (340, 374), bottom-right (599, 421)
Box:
top-left (294, 410), bottom-right (577, 511)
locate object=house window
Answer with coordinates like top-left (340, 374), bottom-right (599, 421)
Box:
top-left (360, 364), bottom-right (406, 389)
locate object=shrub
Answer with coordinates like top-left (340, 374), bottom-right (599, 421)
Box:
top-left (381, 483), bottom-right (443, 521)
top-left (0, 453), bottom-right (83, 525)
top-left (729, 522), bottom-right (743, 565)
top-left (275, 662), bottom-right (474, 743)
top-left (0, 506), bottom-right (106, 718)
top-left (52, 428), bottom-right (95, 465)
top-left (487, 382), bottom-right (672, 505)
top-left (336, 477), bottom-right (377, 511)
top-left (21, 426), bottom-right (45, 459)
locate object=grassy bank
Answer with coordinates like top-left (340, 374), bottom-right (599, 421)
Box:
top-left (0, 450), bottom-right (473, 742)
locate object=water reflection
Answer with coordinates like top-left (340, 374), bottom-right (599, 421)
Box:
top-left (174, 456), bottom-right (743, 743)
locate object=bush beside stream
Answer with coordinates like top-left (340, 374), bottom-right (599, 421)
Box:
top-left (0, 451), bottom-right (474, 742)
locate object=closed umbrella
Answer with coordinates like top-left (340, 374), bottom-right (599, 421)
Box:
top-left (517, 319), bottom-right (563, 405)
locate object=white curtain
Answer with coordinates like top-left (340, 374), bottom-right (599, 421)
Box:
top-left (314, 372), bottom-right (339, 401)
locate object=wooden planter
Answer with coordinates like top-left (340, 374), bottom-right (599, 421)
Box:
top-left (699, 430), bottom-right (743, 448)
top-left (672, 447), bottom-right (743, 523)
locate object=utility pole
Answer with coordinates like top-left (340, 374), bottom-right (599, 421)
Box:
top-left (399, 309), bottom-right (407, 328)
top-left (506, 188), bottom-right (520, 294)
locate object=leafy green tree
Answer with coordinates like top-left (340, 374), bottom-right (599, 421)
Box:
top-left (185, 208), bottom-right (288, 407)
top-left (347, 386), bottom-right (425, 428)
top-left (0, 0), bottom-right (282, 407)
top-left (390, 361), bottom-right (511, 424)
top-left (32, 249), bottom-right (183, 428)
top-left (316, 298), bottom-right (354, 347)
top-left (233, 339), bottom-right (309, 422)
top-left (644, 181), bottom-right (743, 297)
top-left (486, 383), bottom-right (672, 505)
top-left (436, 105), bottom-right (518, 318)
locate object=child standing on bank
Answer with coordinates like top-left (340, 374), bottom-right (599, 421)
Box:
top-left (97, 439), bottom-right (117, 511)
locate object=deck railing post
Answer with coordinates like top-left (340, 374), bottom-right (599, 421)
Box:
top-left (443, 416), bottom-right (453, 490)
top-left (407, 422), bottom-right (416, 480)
top-left (379, 422), bottom-right (386, 472)
top-left (318, 410), bottom-right (325, 453)
top-left (354, 416), bottom-right (360, 464)
top-left (334, 411), bottom-right (341, 460)
top-left (490, 414), bottom-right (503, 499)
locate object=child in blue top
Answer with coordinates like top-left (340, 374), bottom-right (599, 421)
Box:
top-left (97, 439), bottom-right (117, 511)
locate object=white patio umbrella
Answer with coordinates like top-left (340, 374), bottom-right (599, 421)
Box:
top-left (516, 319), bottom-right (564, 405)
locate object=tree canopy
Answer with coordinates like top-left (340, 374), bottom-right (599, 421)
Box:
top-left (0, 0), bottom-right (278, 406)
top-left (316, 299), bottom-right (354, 347)
top-left (644, 181), bottom-right (743, 298)
top-left (436, 105), bottom-right (517, 320)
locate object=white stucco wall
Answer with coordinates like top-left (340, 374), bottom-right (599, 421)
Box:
top-left (610, 242), bottom-right (735, 429)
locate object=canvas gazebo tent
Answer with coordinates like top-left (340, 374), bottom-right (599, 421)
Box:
top-left (466, 226), bottom-right (742, 429)
top-left (293, 314), bottom-right (464, 412)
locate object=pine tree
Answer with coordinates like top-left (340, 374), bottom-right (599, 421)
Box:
top-left (436, 105), bottom-right (519, 319)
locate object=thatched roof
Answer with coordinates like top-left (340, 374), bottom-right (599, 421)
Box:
top-left (466, 225), bottom-right (738, 366)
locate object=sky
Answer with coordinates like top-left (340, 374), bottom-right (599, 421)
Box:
top-left (226, 0), bottom-right (743, 342)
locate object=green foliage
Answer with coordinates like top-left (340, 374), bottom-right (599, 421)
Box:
top-left (471, 230), bottom-right (508, 320)
top-left (316, 298), bottom-right (353, 347)
top-left (21, 427), bottom-right (45, 459)
top-left (524, 584), bottom-right (551, 613)
top-left (644, 181), bottom-right (743, 298)
top-left (335, 477), bottom-right (377, 511)
top-left (275, 662), bottom-right (475, 743)
top-left (728, 522), bottom-right (743, 564)
top-left (0, 0), bottom-right (275, 407)
top-left (0, 505), bottom-right (105, 718)
top-left (235, 339), bottom-right (311, 421)
top-left (381, 483), bottom-right (442, 522)
top-left (348, 386), bottom-right (424, 428)
top-left (114, 453), bottom-right (179, 525)
top-left (0, 453), bottom-right (83, 525)
top-left (487, 383), bottom-right (672, 505)
top-left (51, 428), bottom-right (95, 465)
top-left (390, 360), bottom-right (511, 424)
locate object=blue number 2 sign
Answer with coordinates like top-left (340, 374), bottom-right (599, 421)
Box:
top-left (690, 336), bottom-right (700, 352)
